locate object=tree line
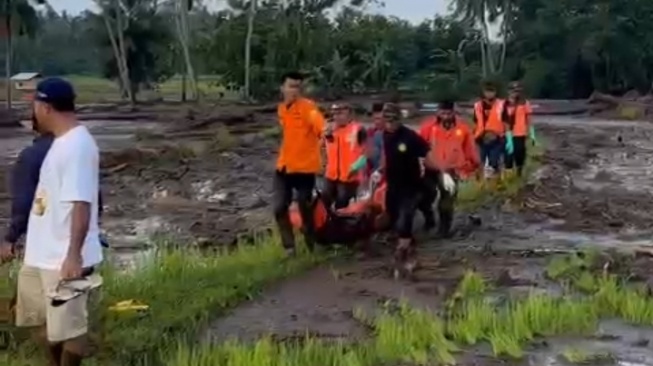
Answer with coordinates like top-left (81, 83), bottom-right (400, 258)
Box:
top-left (3, 0), bottom-right (653, 102)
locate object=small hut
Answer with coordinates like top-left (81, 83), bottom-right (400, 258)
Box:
top-left (10, 72), bottom-right (42, 101)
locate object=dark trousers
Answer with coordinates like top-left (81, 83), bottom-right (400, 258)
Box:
top-left (386, 185), bottom-right (421, 239)
top-left (478, 137), bottom-right (504, 172)
top-left (323, 179), bottom-right (359, 209)
top-left (272, 170), bottom-right (316, 250)
top-left (421, 169), bottom-right (456, 235)
top-left (504, 136), bottom-right (527, 175)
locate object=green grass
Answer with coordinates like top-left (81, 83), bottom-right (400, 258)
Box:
top-left (1, 236), bottom-right (327, 366)
top-left (162, 263), bottom-right (653, 366)
top-left (0, 75), bottom-right (238, 104)
top-left (457, 142), bottom-right (544, 209)
top-left (1, 142), bottom-right (544, 365)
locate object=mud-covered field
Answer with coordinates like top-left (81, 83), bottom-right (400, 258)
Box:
top-left (2, 103), bottom-right (653, 364)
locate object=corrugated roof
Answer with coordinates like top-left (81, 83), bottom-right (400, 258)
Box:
top-left (11, 72), bottom-right (41, 81)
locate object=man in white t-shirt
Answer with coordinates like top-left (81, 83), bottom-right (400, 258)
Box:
top-left (14, 78), bottom-right (103, 366)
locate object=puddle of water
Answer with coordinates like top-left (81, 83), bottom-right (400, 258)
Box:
top-left (511, 220), bottom-right (653, 251)
top-left (100, 216), bottom-right (170, 270)
top-left (191, 180), bottom-right (229, 203)
top-left (109, 247), bottom-right (156, 272)
top-left (529, 320), bottom-right (653, 366)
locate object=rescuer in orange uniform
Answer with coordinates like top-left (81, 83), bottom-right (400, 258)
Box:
top-left (324, 103), bottom-right (367, 209)
top-left (504, 81), bottom-right (537, 177)
top-left (421, 100), bottom-right (481, 237)
top-left (274, 71), bottom-right (326, 256)
top-left (473, 81), bottom-right (509, 180)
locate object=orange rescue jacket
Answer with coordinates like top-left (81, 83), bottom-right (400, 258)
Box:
top-left (506, 100), bottom-right (532, 137)
top-left (325, 121), bottom-right (365, 182)
top-left (276, 98), bottom-right (326, 174)
top-left (428, 118), bottom-right (480, 178)
top-left (473, 99), bottom-right (506, 139)
top-left (418, 117), bottom-right (438, 142)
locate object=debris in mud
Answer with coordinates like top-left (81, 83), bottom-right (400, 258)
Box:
top-left (515, 123), bottom-right (653, 234)
top-left (560, 347), bottom-right (616, 365)
top-left (588, 90), bottom-right (653, 120)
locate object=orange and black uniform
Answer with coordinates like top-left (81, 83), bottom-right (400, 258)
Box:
top-left (473, 99), bottom-right (509, 171)
top-left (504, 99), bottom-right (532, 175)
top-left (324, 121), bottom-right (367, 209)
top-left (422, 117), bottom-right (480, 236)
top-left (274, 97), bottom-right (326, 250)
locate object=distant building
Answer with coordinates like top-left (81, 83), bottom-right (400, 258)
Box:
top-left (10, 72), bottom-right (42, 101)
top-left (11, 72), bottom-right (42, 91)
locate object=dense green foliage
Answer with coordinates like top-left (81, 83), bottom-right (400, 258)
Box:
top-left (3, 0), bottom-right (653, 100)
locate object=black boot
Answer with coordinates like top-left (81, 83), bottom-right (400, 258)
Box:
top-left (276, 217), bottom-right (296, 256)
top-left (438, 210), bottom-right (454, 238)
top-left (423, 211), bottom-right (436, 232)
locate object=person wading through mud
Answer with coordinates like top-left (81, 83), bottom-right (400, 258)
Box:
top-left (379, 102), bottom-right (440, 278)
top-left (504, 81), bottom-right (537, 177)
top-left (1, 118), bottom-right (106, 265)
top-left (13, 78), bottom-right (103, 366)
top-left (473, 81), bottom-right (510, 185)
top-left (420, 100), bottom-right (480, 237)
top-left (365, 102), bottom-right (386, 175)
top-left (323, 103), bottom-right (367, 209)
top-left (274, 71), bottom-right (326, 256)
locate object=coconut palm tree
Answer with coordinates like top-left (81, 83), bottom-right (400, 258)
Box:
top-left (450, 0), bottom-right (506, 77)
top-left (1, 0), bottom-right (45, 109)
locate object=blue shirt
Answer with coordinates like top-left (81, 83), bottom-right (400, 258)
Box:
top-left (368, 129), bottom-right (384, 171)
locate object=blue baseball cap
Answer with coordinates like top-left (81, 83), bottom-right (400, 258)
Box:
top-left (34, 77), bottom-right (76, 107)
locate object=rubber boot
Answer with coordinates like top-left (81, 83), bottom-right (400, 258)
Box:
top-left (275, 211), bottom-right (296, 256)
top-left (438, 210), bottom-right (454, 238)
top-left (393, 239), bottom-right (417, 279)
top-left (422, 210), bottom-right (436, 232)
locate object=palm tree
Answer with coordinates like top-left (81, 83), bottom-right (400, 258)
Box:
top-left (243, 0), bottom-right (256, 101)
top-left (174, 0), bottom-right (198, 101)
top-left (1, 0), bottom-right (45, 109)
top-left (450, 0), bottom-right (506, 77)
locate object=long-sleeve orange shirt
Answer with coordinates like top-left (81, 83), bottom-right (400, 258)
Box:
top-left (276, 98), bottom-right (326, 174)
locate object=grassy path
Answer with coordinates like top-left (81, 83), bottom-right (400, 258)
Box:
top-left (2, 149), bottom-right (544, 365)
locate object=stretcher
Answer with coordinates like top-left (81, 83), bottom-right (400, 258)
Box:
top-left (288, 180), bottom-right (387, 246)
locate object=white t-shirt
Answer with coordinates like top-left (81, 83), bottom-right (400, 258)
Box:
top-left (24, 125), bottom-right (103, 270)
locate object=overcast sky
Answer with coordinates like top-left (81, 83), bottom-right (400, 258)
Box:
top-left (47, 0), bottom-right (453, 23)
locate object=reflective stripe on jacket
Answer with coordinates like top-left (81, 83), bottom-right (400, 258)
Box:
top-left (507, 101), bottom-right (532, 137)
top-left (428, 118), bottom-right (480, 178)
top-left (473, 99), bottom-right (505, 138)
top-left (325, 122), bottom-right (365, 182)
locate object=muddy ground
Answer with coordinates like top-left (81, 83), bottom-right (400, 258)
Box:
top-left (2, 102), bottom-right (653, 364)
top-left (199, 114), bottom-right (653, 365)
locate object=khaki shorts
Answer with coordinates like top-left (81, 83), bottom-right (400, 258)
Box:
top-left (15, 265), bottom-right (93, 342)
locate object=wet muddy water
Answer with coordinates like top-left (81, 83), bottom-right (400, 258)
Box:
top-left (3, 113), bottom-right (653, 364)
top-left (201, 115), bottom-right (653, 365)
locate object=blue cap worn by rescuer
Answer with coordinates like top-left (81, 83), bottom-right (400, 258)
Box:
top-left (34, 77), bottom-right (76, 105)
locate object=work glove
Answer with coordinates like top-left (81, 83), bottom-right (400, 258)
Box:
top-left (442, 172), bottom-right (456, 194)
top-left (528, 126), bottom-right (538, 146)
top-left (348, 156), bottom-right (368, 176)
top-left (370, 170), bottom-right (382, 184)
top-left (505, 131), bottom-right (515, 155)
